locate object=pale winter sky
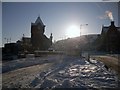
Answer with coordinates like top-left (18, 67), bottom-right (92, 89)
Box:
top-left (1, 0), bottom-right (120, 47)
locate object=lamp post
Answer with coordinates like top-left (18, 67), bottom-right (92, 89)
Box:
top-left (4, 37), bottom-right (11, 44)
top-left (79, 24), bottom-right (88, 57)
top-left (80, 24), bottom-right (88, 36)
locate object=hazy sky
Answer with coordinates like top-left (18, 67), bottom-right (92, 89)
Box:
top-left (1, 0), bottom-right (120, 2)
top-left (0, 2), bottom-right (2, 47)
top-left (2, 1), bottom-right (119, 47)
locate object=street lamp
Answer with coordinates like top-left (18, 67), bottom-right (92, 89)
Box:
top-left (80, 24), bottom-right (88, 36)
top-left (4, 37), bottom-right (11, 44)
top-left (79, 24), bottom-right (88, 57)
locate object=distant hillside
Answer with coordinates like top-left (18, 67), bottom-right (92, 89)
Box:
top-left (53, 34), bottom-right (99, 53)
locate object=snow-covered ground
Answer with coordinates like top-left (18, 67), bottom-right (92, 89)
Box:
top-left (2, 55), bottom-right (119, 88)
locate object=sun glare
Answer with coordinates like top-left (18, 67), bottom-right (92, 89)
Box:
top-left (66, 25), bottom-right (80, 38)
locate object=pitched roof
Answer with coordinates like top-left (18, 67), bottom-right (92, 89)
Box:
top-left (35, 16), bottom-right (44, 26)
top-left (102, 26), bottom-right (109, 33)
top-left (117, 27), bottom-right (120, 32)
top-left (102, 26), bottom-right (120, 35)
top-left (32, 16), bottom-right (45, 26)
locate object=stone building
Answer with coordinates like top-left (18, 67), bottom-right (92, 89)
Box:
top-left (97, 21), bottom-right (120, 53)
top-left (31, 16), bottom-right (52, 50)
top-left (2, 16), bottom-right (53, 60)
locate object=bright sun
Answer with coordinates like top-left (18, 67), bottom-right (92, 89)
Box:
top-left (66, 25), bottom-right (80, 38)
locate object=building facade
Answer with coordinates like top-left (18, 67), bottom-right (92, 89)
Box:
top-left (2, 16), bottom-right (53, 60)
top-left (31, 16), bottom-right (52, 50)
top-left (98, 21), bottom-right (120, 53)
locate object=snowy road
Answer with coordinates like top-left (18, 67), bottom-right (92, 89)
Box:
top-left (2, 55), bottom-right (119, 88)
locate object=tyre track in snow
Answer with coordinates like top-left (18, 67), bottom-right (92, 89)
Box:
top-left (31, 55), bottom-right (79, 88)
top-left (31, 56), bottom-right (119, 88)
top-left (31, 56), bottom-right (93, 88)
top-left (2, 55), bottom-right (119, 88)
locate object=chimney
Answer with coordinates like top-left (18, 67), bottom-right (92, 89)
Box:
top-left (111, 21), bottom-right (115, 26)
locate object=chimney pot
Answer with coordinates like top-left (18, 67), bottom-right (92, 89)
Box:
top-left (111, 21), bottom-right (114, 26)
